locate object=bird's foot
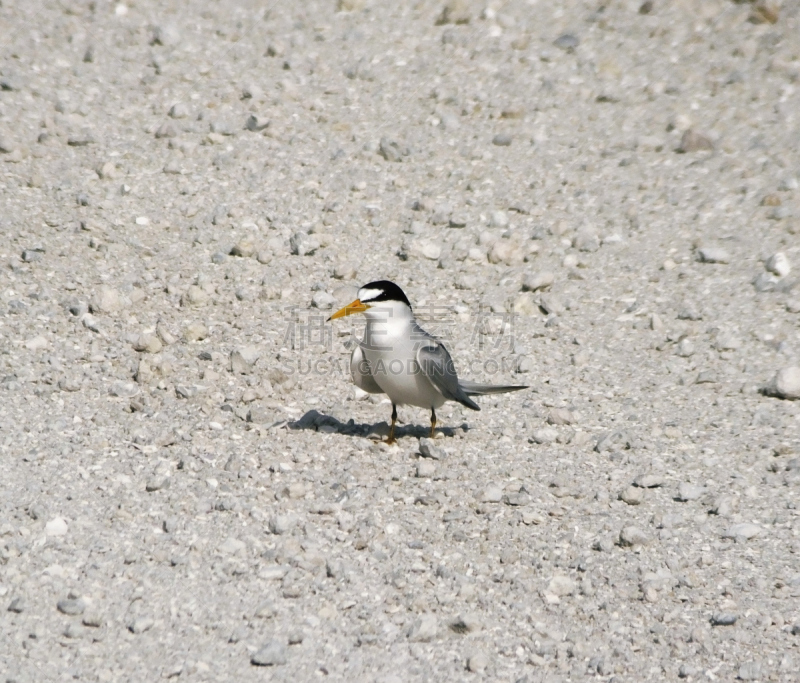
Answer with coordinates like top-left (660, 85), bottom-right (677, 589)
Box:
top-left (385, 437), bottom-right (397, 446)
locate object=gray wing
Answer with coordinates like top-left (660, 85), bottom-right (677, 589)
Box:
top-left (350, 341), bottom-right (384, 394)
top-left (416, 339), bottom-right (480, 411)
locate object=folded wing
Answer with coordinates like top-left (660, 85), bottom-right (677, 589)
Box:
top-left (350, 342), bottom-right (384, 394)
top-left (417, 341), bottom-right (481, 411)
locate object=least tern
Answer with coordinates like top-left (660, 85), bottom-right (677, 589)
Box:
top-left (328, 280), bottom-right (527, 443)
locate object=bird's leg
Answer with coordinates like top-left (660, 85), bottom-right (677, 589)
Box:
top-left (429, 407), bottom-right (437, 439)
top-left (386, 403), bottom-right (397, 445)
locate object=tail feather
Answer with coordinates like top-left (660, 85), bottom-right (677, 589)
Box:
top-left (459, 380), bottom-right (528, 396)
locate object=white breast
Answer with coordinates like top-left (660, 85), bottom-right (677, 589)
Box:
top-left (360, 313), bottom-right (446, 409)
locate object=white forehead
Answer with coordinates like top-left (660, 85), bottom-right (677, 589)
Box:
top-left (358, 287), bottom-right (384, 302)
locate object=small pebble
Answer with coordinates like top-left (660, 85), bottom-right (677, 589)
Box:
top-left (696, 247), bottom-right (730, 264)
top-left (634, 473), bottom-right (664, 488)
top-left (554, 33), bottom-right (579, 50)
top-left (467, 652), bottom-right (488, 672)
top-left (530, 428), bottom-right (558, 444)
top-left (132, 333), bottom-right (162, 354)
top-left (573, 228), bottom-right (600, 252)
top-left (183, 322), bottom-right (209, 342)
top-left (248, 406), bottom-right (275, 425)
top-left (709, 496), bottom-right (736, 517)
top-left (678, 129), bottom-right (714, 152)
top-left (245, 114), bottom-right (270, 132)
top-left (91, 286), bottom-right (123, 314)
top-left (711, 612), bottom-right (738, 626)
top-left (763, 366), bottom-right (800, 400)
top-left (145, 476), bottom-right (170, 492)
top-left (25, 335), bottom-right (48, 351)
top-left (82, 610), bottom-right (103, 627)
top-left (737, 661), bottom-right (764, 681)
top-left (219, 537), bottom-right (246, 555)
top-left (333, 263), bottom-right (358, 280)
top-left (129, 617), bottom-right (154, 634)
top-left (407, 614), bottom-right (437, 642)
top-left (419, 438), bottom-right (446, 459)
top-left (379, 137), bottom-right (407, 162)
top-left (619, 526), bottom-right (650, 547)
top-left (155, 122), bottom-right (177, 139)
top-left (595, 430), bottom-right (631, 452)
top-left (82, 314), bottom-right (101, 332)
top-left (230, 346), bottom-right (260, 374)
top-left (0, 134), bottom-right (15, 153)
top-left (151, 24), bottom-right (180, 47)
top-left (230, 240), bottom-right (255, 258)
top-left (67, 130), bottom-right (95, 146)
top-left (723, 523), bottom-right (761, 542)
top-left (8, 597), bottom-right (25, 613)
top-left (169, 103), bottom-right (190, 119)
top-left (449, 613), bottom-right (482, 634)
top-left (420, 241), bottom-right (442, 260)
top-left (57, 598), bottom-right (85, 616)
top-left (416, 461), bottom-right (436, 478)
top-left (548, 575), bottom-right (576, 596)
top-left (522, 271), bottom-right (554, 292)
top-left (289, 232), bottom-right (320, 256)
top-left (715, 333), bottom-right (741, 351)
top-left (110, 381), bottom-right (139, 398)
top-left (765, 252), bottom-right (791, 277)
top-left (677, 303), bottom-right (702, 320)
top-left (619, 485), bottom-right (643, 505)
top-left (547, 408), bottom-right (574, 425)
top-left (489, 210), bottom-right (508, 227)
top-left (45, 517), bottom-right (68, 536)
top-left (676, 483), bottom-right (706, 502)
top-left (269, 514), bottom-right (297, 535)
top-left (63, 622), bottom-right (82, 639)
top-left (482, 485), bottom-right (503, 503)
top-left (311, 291), bottom-right (336, 310)
top-left (676, 338), bottom-right (694, 357)
top-left (181, 286), bottom-right (209, 307)
top-left (21, 248), bottom-right (43, 263)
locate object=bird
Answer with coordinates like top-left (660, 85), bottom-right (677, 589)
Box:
top-left (328, 280), bottom-right (528, 443)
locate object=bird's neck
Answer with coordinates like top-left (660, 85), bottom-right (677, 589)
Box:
top-left (363, 304), bottom-right (414, 344)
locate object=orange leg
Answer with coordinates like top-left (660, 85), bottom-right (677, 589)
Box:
top-left (386, 403), bottom-right (397, 445)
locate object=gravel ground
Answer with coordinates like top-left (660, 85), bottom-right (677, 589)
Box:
top-left (1, 0), bottom-right (799, 680)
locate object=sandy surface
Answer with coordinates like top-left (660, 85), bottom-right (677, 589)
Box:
top-left (1, 0), bottom-right (799, 680)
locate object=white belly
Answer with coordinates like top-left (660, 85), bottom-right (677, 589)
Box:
top-left (362, 344), bottom-right (446, 409)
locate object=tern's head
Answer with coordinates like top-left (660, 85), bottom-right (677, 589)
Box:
top-left (328, 280), bottom-right (412, 321)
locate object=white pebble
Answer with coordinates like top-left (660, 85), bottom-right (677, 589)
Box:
top-left (765, 366), bottom-right (800, 400)
top-left (45, 517), bottom-right (68, 536)
top-left (765, 252), bottom-right (791, 278)
top-left (696, 247), bottom-right (730, 264)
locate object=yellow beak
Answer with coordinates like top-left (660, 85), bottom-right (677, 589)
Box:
top-left (328, 299), bottom-right (369, 321)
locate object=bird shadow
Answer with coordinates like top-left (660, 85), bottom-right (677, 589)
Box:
top-left (288, 409), bottom-right (459, 440)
